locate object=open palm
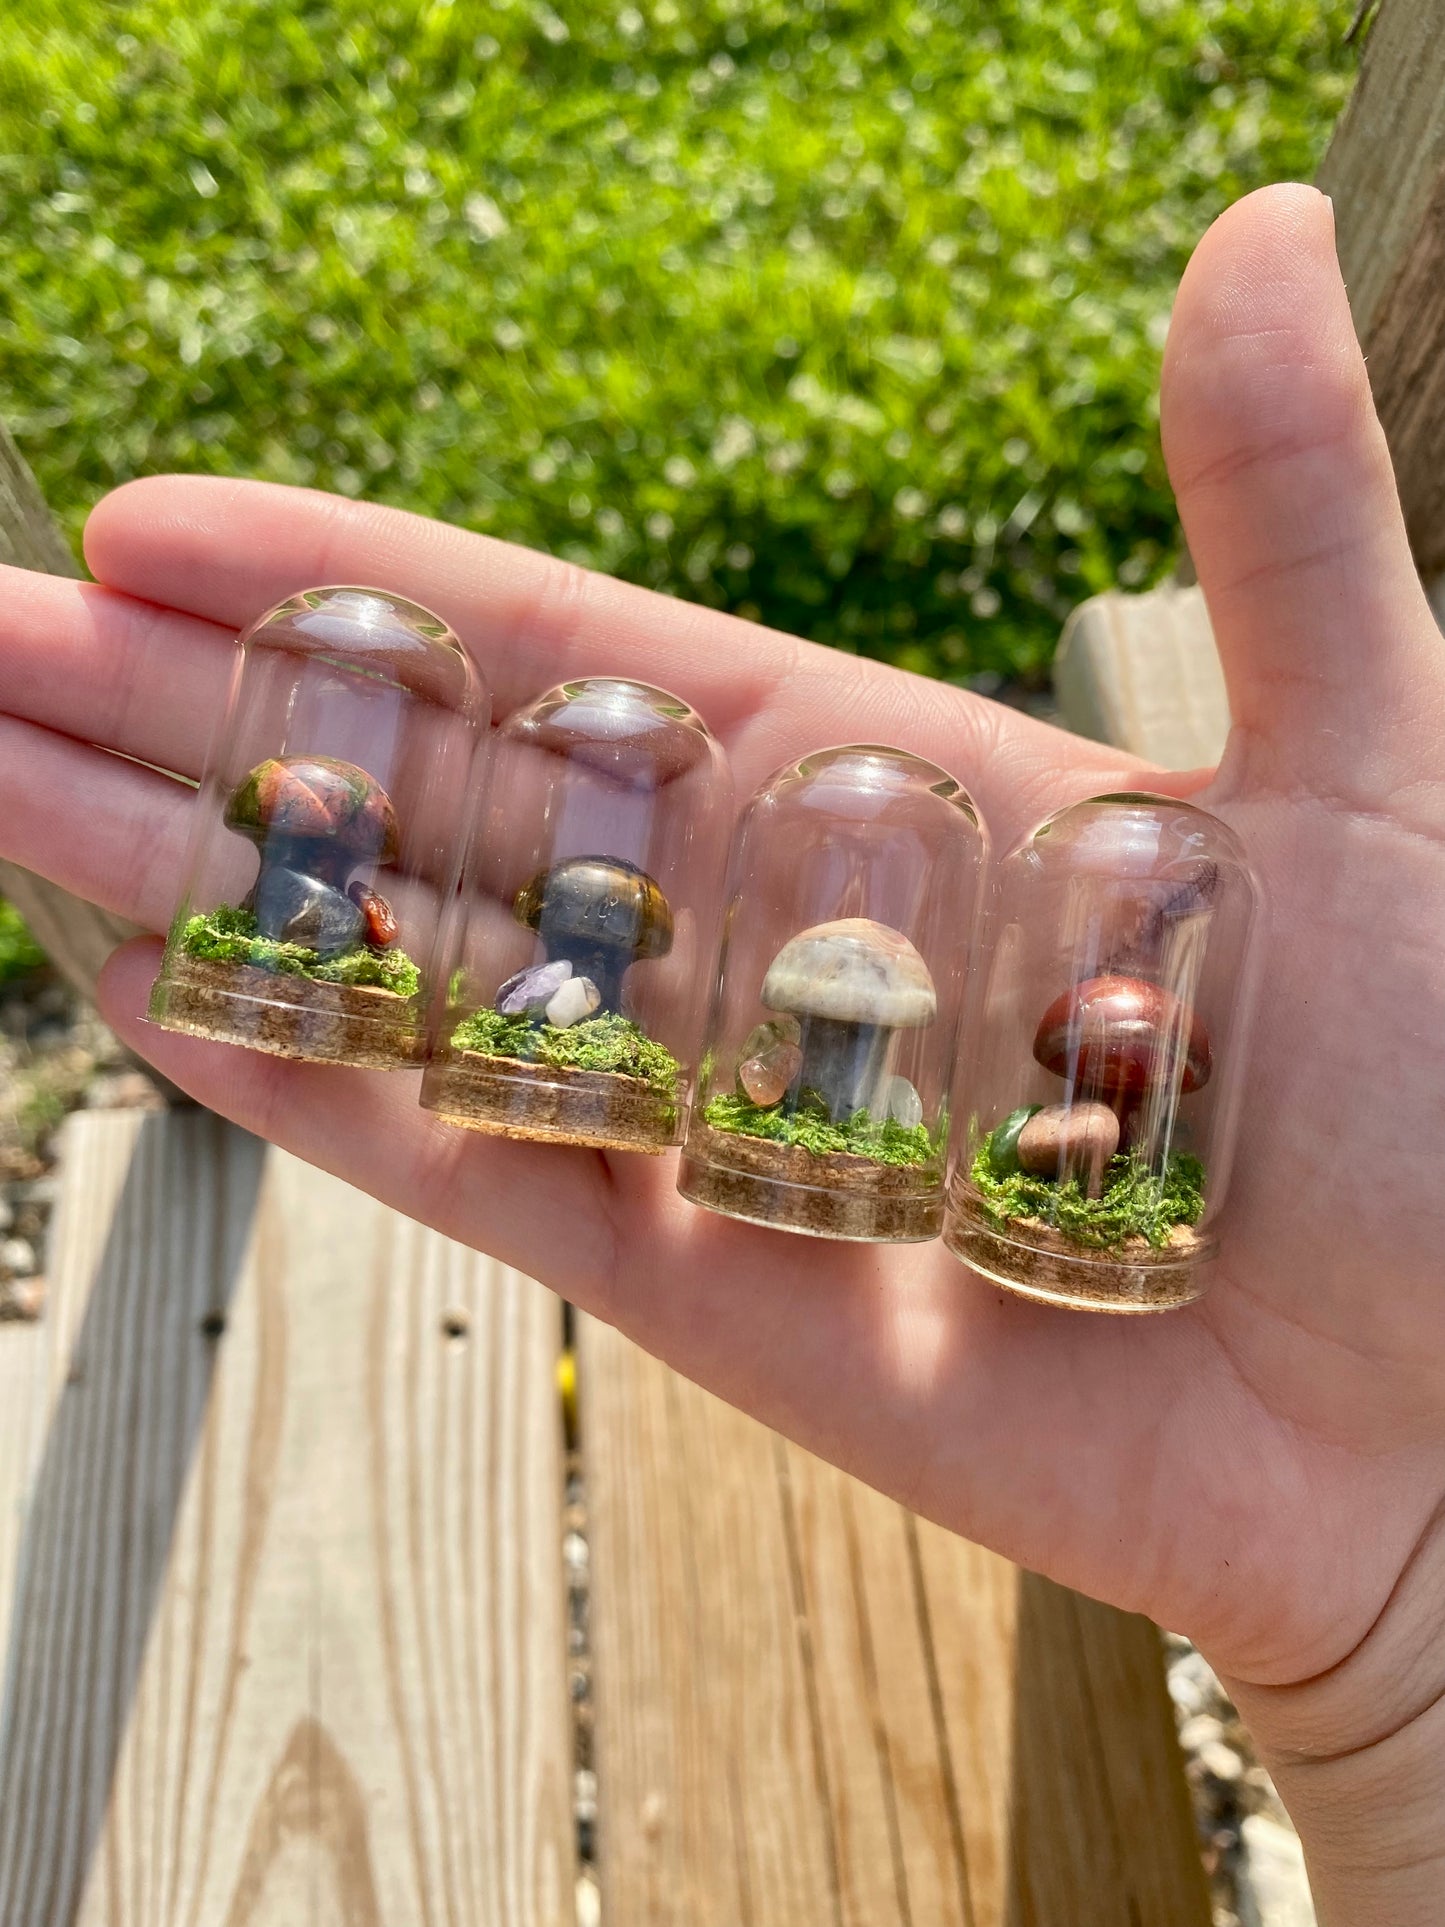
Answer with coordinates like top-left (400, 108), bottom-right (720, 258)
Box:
top-left (1, 189), bottom-right (1441, 1881)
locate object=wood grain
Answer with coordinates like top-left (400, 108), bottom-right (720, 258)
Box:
top-left (581, 1316), bottom-right (1211, 1927)
top-left (0, 418), bottom-right (77, 578)
top-left (0, 1109), bottom-right (574, 1926)
top-left (1319, 0), bottom-right (1445, 572)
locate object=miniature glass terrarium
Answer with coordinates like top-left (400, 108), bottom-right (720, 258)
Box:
top-left (421, 678), bottom-right (731, 1152)
top-left (149, 588), bottom-right (487, 1068)
top-left (945, 793), bottom-right (1258, 1312)
top-left (678, 746), bottom-right (984, 1240)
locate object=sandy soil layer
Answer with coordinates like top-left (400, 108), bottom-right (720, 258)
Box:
top-left (944, 1187), bottom-right (1207, 1311)
top-left (150, 956), bottom-right (426, 1069)
top-left (424, 1047), bottom-right (681, 1154)
top-left (679, 1121), bottom-right (941, 1241)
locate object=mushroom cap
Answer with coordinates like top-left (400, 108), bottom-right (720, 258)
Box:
top-left (224, 757), bottom-right (400, 864)
top-left (513, 856), bottom-right (674, 961)
top-left (761, 918), bottom-right (936, 1028)
top-left (1033, 974), bottom-right (1211, 1096)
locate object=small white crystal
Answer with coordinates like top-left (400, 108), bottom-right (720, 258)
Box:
top-left (884, 1075), bottom-right (924, 1128)
top-left (546, 977), bottom-right (602, 1029)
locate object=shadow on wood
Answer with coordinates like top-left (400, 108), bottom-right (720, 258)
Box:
top-left (581, 1313), bottom-right (1210, 1927)
top-left (1002, 1574), bottom-right (1206, 1927)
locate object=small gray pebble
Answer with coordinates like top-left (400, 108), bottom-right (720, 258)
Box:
top-left (254, 868), bottom-right (365, 957)
top-left (1, 1237), bottom-right (36, 1277)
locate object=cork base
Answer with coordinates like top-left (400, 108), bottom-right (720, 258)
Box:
top-left (149, 955), bottom-right (426, 1070)
top-left (679, 1122), bottom-right (941, 1243)
top-left (944, 1189), bottom-right (1208, 1313)
top-left (422, 1048), bottom-right (681, 1155)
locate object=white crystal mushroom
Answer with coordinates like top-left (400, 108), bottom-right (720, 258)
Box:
top-left (761, 918), bottom-right (936, 1122)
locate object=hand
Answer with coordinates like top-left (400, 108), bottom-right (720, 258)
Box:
top-left (1, 185), bottom-right (1441, 1921)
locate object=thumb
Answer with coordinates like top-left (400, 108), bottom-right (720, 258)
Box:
top-left (1162, 184), bottom-right (1445, 802)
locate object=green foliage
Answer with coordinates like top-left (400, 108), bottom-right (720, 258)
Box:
top-left (179, 904), bottom-right (421, 994)
top-left (705, 1091), bottom-right (935, 1166)
top-left (0, 899), bottom-right (45, 984)
top-left (969, 1123), bottom-right (1205, 1249)
top-left (453, 1005), bottom-right (681, 1095)
top-left (0, 2), bottom-right (1353, 680)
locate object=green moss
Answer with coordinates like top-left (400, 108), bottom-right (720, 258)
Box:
top-left (452, 1006), bottom-right (681, 1097)
top-left (969, 1122), bottom-right (1205, 1251)
top-left (178, 905), bottom-right (421, 997)
top-left (0, 899), bottom-right (45, 984)
top-left (704, 1092), bottom-right (936, 1168)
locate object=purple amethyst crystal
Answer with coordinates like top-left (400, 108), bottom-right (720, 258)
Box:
top-left (496, 958), bottom-right (573, 1015)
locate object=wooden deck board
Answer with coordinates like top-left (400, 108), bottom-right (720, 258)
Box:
top-left (0, 1109), bottom-right (573, 1927)
top-left (581, 1315), bottom-right (1211, 1927)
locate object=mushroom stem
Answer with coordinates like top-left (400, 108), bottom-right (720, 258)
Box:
top-left (792, 1016), bottom-right (890, 1123)
top-left (254, 837), bottom-right (353, 898)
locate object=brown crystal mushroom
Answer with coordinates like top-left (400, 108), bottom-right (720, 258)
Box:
top-left (1016, 1101), bottom-right (1120, 1197)
top-left (761, 918), bottom-right (936, 1122)
top-left (1033, 974), bottom-right (1211, 1099)
top-left (514, 855), bottom-right (673, 1014)
top-left (224, 756), bottom-right (400, 956)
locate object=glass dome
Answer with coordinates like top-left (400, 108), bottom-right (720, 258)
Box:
top-left (421, 677), bottom-right (732, 1153)
top-left (148, 586), bottom-right (488, 1069)
top-left (945, 792), bottom-right (1260, 1311)
top-left (677, 745), bottom-right (985, 1241)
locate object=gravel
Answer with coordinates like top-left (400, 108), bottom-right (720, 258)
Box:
top-left (1165, 1632), bottom-right (1316, 1927)
top-left (0, 967), bottom-right (165, 1321)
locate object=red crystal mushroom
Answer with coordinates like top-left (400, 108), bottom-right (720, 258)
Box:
top-left (1033, 974), bottom-right (1211, 1099)
top-left (225, 756), bottom-right (399, 885)
top-left (224, 756), bottom-right (401, 955)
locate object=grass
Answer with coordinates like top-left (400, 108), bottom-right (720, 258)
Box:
top-left (704, 1090), bottom-right (936, 1166)
top-left (0, 1), bottom-right (1355, 682)
top-left (969, 1116), bottom-right (1205, 1249)
top-left (452, 1004), bottom-right (682, 1095)
top-left (178, 903), bottom-right (421, 995)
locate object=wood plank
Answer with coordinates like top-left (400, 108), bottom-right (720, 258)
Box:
top-left (581, 1317), bottom-right (1211, 1927)
top-left (0, 1109), bottom-right (574, 1926)
top-left (1053, 582), bottom-right (1229, 770)
top-left (0, 1278), bottom-right (57, 1681)
top-left (1318, 0), bottom-right (1445, 571)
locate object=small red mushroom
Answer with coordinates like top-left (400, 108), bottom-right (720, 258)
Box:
top-left (1033, 974), bottom-right (1211, 1098)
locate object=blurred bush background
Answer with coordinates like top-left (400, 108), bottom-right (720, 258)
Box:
top-left (1, 0), bottom-right (1352, 686)
top-left (0, 903), bottom-right (44, 985)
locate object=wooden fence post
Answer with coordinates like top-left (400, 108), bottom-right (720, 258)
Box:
top-left (1319, 0), bottom-right (1445, 576)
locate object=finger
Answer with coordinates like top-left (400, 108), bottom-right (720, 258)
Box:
top-left (0, 716), bottom-right (193, 929)
top-left (1162, 184), bottom-right (1445, 801)
top-left (82, 474), bottom-right (1141, 832)
top-left (0, 569), bottom-right (234, 777)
